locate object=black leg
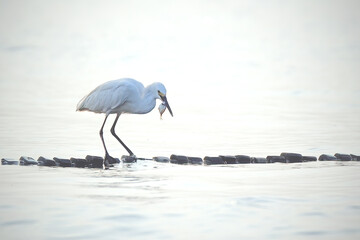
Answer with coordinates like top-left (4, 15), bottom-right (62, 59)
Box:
top-left (99, 114), bottom-right (110, 156)
top-left (110, 113), bottom-right (135, 156)
top-left (99, 114), bottom-right (113, 169)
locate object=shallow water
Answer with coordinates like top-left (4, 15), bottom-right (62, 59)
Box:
top-left (1, 1), bottom-right (360, 239)
top-left (1, 161), bottom-right (360, 240)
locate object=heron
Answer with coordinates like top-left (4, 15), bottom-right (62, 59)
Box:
top-left (76, 78), bottom-right (173, 166)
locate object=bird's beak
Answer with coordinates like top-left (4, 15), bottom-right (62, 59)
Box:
top-left (161, 95), bottom-right (173, 117)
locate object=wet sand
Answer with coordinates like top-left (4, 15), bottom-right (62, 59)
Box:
top-left (1, 161), bottom-right (360, 239)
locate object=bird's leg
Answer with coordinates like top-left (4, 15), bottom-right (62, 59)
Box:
top-left (99, 114), bottom-right (112, 169)
top-left (111, 113), bottom-right (135, 157)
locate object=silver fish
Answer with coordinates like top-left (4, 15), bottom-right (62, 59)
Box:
top-left (158, 102), bottom-right (166, 120)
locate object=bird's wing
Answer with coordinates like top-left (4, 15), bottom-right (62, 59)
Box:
top-left (77, 79), bottom-right (143, 114)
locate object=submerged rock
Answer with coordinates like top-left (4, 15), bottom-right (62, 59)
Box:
top-left (266, 156), bottom-right (286, 163)
top-left (318, 154), bottom-right (338, 161)
top-left (19, 156), bottom-right (37, 165)
top-left (203, 156), bottom-right (224, 165)
top-left (153, 156), bottom-right (170, 163)
top-left (121, 155), bottom-right (137, 163)
top-left (280, 152), bottom-right (303, 163)
top-left (70, 158), bottom-right (87, 168)
top-left (251, 157), bottom-right (267, 164)
top-left (350, 154), bottom-right (360, 161)
top-left (334, 153), bottom-right (351, 161)
top-left (53, 157), bottom-right (72, 167)
top-left (85, 155), bottom-right (104, 168)
top-left (170, 154), bottom-right (189, 164)
top-left (37, 156), bottom-right (56, 166)
top-left (1, 158), bottom-right (19, 165)
top-left (302, 156), bottom-right (317, 162)
top-left (219, 155), bottom-right (237, 164)
top-left (187, 156), bottom-right (203, 165)
top-left (136, 157), bottom-right (152, 161)
top-left (235, 155), bottom-right (251, 164)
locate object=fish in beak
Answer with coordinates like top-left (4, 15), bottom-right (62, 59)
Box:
top-left (158, 102), bottom-right (166, 120)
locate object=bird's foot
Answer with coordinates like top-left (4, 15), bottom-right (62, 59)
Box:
top-left (103, 154), bottom-right (116, 169)
top-left (121, 155), bottom-right (137, 163)
top-left (103, 160), bottom-right (110, 170)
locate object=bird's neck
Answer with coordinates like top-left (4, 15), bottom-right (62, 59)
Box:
top-left (137, 86), bottom-right (157, 114)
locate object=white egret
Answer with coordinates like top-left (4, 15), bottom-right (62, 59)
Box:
top-left (76, 78), bottom-right (173, 166)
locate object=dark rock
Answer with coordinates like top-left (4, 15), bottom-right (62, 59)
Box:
top-left (266, 156), bottom-right (286, 163)
top-left (235, 155), bottom-right (251, 164)
top-left (121, 155), bottom-right (137, 163)
top-left (251, 157), bottom-right (267, 164)
top-left (280, 152), bottom-right (303, 163)
top-left (302, 156), bottom-right (317, 162)
top-left (318, 154), bottom-right (338, 161)
top-left (136, 157), bottom-right (152, 161)
top-left (85, 155), bottom-right (104, 168)
top-left (170, 154), bottom-right (189, 164)
top-left (153, 156), bottom-right (170, 163)
top-left (53, 157), bottom-right (72, 167)
top-left (187, 156), bottom-right (203, 165)
top-left (334, 153), bottom-right (351, 161)
top-left (1, 158), bottom-right (19, 165)
top-left (37, 156), bottom-right (56, 166)
top-left (70, 158), bottom-right (87, 168)
top-left (350, 154), bottom-right (360, 161)
top-left (19, 156), bottom-right (37, 165)
top-left (203, 156), bottom-right (224, 165)
top-left (219, 155), bottom-right (237, 164)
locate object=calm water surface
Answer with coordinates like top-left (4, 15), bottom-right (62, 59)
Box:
top-left (1, 1), bottom-right (360, 239)
top-left (1, 161), bottom-right (360, 240)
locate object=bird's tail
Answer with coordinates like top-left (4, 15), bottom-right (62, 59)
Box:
top-left (76, 95), bottom-right (87, 111)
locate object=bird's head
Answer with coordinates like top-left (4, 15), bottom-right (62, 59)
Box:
top-left (153, 82), bottom-right (173, 117)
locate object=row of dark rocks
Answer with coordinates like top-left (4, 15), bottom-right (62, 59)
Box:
top-left (1, 155), bottom-right (120, 168)
top-left (1, 153), bottom-right (359, 168)
top-left (164, 153), bottom-right (360, 165)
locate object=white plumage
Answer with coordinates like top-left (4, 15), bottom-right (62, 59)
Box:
top-left (77, 78), bottom-right (173, 167)
top-left (77, 78), bottom-right (167, 114)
